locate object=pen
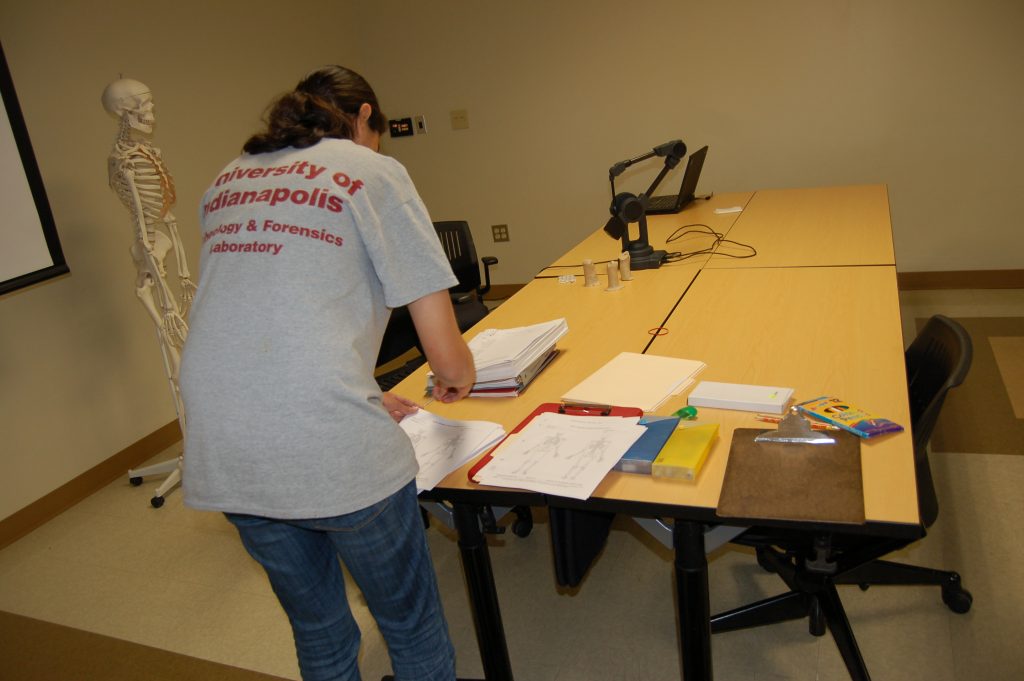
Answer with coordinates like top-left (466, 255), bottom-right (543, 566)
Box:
top-left (754, 414), bottom-right (839, 431)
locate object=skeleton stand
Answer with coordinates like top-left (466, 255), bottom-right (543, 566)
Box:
top-left (103, 79), bottom-right (195, 508)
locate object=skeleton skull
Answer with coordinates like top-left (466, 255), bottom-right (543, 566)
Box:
top-left (101, 78), bottom-right (155, 134)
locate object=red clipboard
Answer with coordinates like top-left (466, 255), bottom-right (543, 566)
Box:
top-left (467, 402), bottom-right (645, 483)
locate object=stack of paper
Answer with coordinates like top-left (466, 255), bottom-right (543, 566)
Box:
top-left (475, 411), bottom-right (646, 500)
top-left (428, 318), bottom-right (569, 397)
top-left (399, 410), bottom-right (506, 492)
top-left (561, 352), bottom-right (706, 412)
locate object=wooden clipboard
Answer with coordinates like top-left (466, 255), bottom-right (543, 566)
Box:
top-left (716, 428), bottom-right (865, 525)
top-left (467, 402), bottom-right (644, 483)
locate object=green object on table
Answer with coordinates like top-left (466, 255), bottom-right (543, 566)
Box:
top-left (674, 406), bottom-right (699, 420)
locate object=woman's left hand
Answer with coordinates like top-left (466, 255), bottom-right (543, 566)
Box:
top-left (382, 391), bottom-right (420, 423)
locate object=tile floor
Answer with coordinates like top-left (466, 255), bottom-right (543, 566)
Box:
top-left (1, 290), bottom-right (1022, 681)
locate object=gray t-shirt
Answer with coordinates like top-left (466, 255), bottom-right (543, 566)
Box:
top-left (180, 138), bottom-right (457, 518)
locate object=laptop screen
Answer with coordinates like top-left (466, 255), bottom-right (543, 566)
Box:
top-left (677, 145), bottom-right (708, 204)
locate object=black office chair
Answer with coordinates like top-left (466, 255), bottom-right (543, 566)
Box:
top-left (376, 221), bottom-right (497, 386)
top-left (434, 220), bottom-right (498, 332)
top-left (710, 315), bottom-right (974, 681)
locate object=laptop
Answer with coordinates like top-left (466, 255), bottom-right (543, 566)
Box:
top-left (645, 145), bottom-right (709, 215)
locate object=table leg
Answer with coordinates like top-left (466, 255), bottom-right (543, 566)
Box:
top-left (452, 502), bottom-right (515, 681)
top-left (674, 520), bottom-right (713, 681)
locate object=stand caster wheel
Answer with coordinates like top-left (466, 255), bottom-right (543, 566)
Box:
top-left (130, 476), bottom-right (143, 487)
top-left (150, 496), bottom-right (165, 508)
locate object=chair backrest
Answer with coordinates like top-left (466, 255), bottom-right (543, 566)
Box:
top-left (904, 314), bottom-right (972, 526)
top-left (434, 221), bottom-right (481, 295)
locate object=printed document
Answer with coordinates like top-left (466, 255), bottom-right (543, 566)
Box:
top-left (400, 410), bottom-right (506, 492)
top-left (475, 412), bottom-right (645, 500)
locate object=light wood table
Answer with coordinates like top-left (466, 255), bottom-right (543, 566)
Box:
top-left (638, 265), bottom-right (916, 525)
top-left (399, 184), bottom-right (913, 681)
top-left (706, 184), bottom-right (895, 268)
top-left (392, 261), bottom-right (703, 492)
top-left (539, 191), bottom-right (754, 275)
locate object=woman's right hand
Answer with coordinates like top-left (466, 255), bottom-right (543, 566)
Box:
top-left (432, 379), bottom-right (472, 403)
top-left (407, 290), bottom-right (476, 403)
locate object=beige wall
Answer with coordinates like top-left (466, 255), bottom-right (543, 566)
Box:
top-left (1, 0), bottom-right (1022, 520)
top-left (349, 0), bottom-right (1024, 283)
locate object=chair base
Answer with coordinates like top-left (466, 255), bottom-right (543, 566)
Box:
top-left (711, 545), bottom-right (972, 681)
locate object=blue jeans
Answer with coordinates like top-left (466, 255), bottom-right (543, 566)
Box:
top-left (226, 481), bottom-right (455, 681)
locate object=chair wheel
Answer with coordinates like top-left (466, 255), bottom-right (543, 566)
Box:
top-left (858, 583), bottom-right (870, 592)
top-left (512, 518), bottom-right (532, 537)
top-left (129, 476), bottom-right (143, 486)
top-left (511, 507), bottom-right (533, 538)
top-left (755, 548), bottom-right (778, 573)
top-left (150, 496), bottom-right (165, 508)
top-left (942, 584), bottom-right (972, 614)
top-left (420, 506), bottom-right (430, 530)
top-left (809, 599), bottom-right (826, 637)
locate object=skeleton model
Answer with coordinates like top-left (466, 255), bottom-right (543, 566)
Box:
top-left (102, 78), bottom-right (195, 507)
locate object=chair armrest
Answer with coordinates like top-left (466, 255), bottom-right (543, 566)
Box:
top-left (478, 256), bottom-right (498, 297)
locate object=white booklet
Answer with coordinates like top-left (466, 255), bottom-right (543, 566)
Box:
top-left (399, 410), bottom-right (506, 492)
top-left (687, 381), bottom-right (794, 414)
top-left (560, 352), bottom-right (706, 412)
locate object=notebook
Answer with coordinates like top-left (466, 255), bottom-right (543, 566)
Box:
top-left (645, 145), bottom-right (709, 215)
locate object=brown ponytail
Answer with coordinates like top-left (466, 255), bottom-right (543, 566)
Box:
top-left (242, 66), bottom-right (386, 154)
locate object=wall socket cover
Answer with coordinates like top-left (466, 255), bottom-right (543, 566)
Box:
top-left (450, 109), bottom-right (469, 130)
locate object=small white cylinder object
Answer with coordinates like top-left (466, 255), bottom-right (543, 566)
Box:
top-left (605, 260), bottom-right (623, 291)
top-left (619, 251), bottom-right (633, 281)
top-left (583, 259), bottom-right (599, 287)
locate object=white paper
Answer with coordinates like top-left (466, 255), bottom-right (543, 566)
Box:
top-left (400, 410), bottom-right (506, 492)
top-left (476, 412), bottom-right (645, 500)
top-left (561, 352), bottom-right (706, 412)
top-left (426, 318), bottom-right (569, 387)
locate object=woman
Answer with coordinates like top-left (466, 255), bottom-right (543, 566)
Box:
top-left (180, 65), bottom-right (475, 681)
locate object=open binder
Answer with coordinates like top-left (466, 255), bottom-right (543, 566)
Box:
top-left (469, 402), bottom-right (644, 588)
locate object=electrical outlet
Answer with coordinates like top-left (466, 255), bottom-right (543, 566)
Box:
top-left (450, 109), bottom-right (469, 130)
top-left (491, 224), bottom-right (509, 242)
top-left (414, 114), bottom-right (427, 134)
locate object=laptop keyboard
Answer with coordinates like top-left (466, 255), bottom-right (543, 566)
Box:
top-left (646, 195), bottom-right (677, 212)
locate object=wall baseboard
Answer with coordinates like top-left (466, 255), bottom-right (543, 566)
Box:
top-left (0, 420), bottom-right (183, 551)
top-left (898, 269), bottom-right (1024, 290)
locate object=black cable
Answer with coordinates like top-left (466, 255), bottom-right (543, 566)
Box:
top-left (663, 223), bottom-right (757, 263)
top-left (533, 222), bottom-right (756, 276)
